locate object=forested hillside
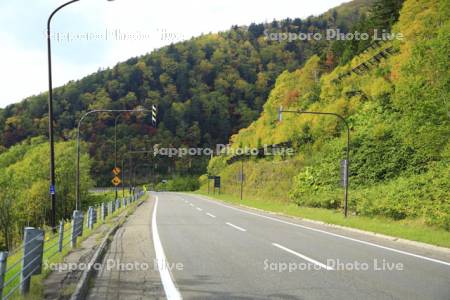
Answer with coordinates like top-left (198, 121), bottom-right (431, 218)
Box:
top-left (0, 138), bottom-right (92, 249)
top-left (0, 0), bottom-right (373, 184)
top-left (206, 0), bottom-right (450, 230)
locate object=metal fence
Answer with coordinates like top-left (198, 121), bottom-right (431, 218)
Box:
top-left (0, 190), bottom-right (145, 300)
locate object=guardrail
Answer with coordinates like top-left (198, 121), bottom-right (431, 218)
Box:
top-left (0, 190), bottom-right (145, 300)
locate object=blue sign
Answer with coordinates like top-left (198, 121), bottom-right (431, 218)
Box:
top-left (50, 185), bottom-right (55, 195)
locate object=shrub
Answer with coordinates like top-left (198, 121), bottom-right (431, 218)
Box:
top-left (156, 177), bottom-right (200, 192)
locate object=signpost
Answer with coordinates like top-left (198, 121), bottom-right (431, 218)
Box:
top-left (112, 167), bottom-right (121, 186)
top-left (214, 176), bottom-right (221, 194)
top-left (112, 167), bottom-right (121, 176)
top-left (112, 176), bottom-right (121, 186)
top-left (49, 185), bottom-right (55, 195)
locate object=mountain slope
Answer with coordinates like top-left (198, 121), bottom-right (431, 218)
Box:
top-left (205, 0), bottom-right (450, 229)
top-left (0, 0), bottom-right (373, 183)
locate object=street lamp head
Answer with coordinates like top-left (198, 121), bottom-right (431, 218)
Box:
top-left (278, 106), bottom-right (283, 122)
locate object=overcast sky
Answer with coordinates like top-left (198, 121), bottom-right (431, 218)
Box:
top-left (0, 0), bottom-right (348, 108)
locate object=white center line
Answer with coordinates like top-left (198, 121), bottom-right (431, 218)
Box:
top-left (206, 213), bottom-right (216, 218)
top-left (226, 222), bottom-right (247, 232)
top-left (189, 203), bottom-right (194, 207)
top-left (196, 207), bottom-right (203, 211)
top-left (273, 243), bottom-right (333, 270)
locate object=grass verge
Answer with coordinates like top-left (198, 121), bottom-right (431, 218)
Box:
top-left (193, 191), bottom-right (450, 249)
top-left (3, 193), bottom-right (145, 300)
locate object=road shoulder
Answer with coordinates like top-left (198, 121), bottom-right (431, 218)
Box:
top-left (86, 195), bottom-right (164, 300)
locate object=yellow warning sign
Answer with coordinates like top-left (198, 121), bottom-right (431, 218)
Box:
top-left (112, 167), bottom-right (121, 175)
top-left (111, 176), bottom-right (121, 186)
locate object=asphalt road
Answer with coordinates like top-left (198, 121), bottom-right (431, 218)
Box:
top-left (153, 192), bottom-right (450, 300)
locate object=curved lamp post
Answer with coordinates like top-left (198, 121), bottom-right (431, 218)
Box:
top-left (114, 115), bottom-right (121, 201)
top-left (278, 106), bottom-right (350, 217)
top-left (47, 0), bottom-right (115, 229)
top-left (76, 108), bottom-right (147, 210)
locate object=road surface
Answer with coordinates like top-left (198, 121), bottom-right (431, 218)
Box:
top-left (154, 192), bottom-right (450, 299)
top-left (87, 192), bottom-right (450, 299)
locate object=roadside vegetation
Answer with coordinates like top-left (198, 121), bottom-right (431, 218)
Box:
top-left (0, 137), bottom-right (93, 251)
top-left (205, 0), bottom-right (450, 236)
top-left (4, 193), bottom-right (142, 300)
top-left (156, 176), bottom-right (199, 192)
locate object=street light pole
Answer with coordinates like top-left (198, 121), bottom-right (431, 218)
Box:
top-left (278, 107), bottom-right (350, 217)
top-left (121, 158), bottom-right (125, 198)
top-left (114, 115), bottom-right (121, 202)
top-left (47, 0), bottom-right (80, 231)
top-left (47, 0), bottom-right (117, 230)
top-left (76, 109), bottom-right (147, 210)
top-left (240, 159), bottom-right (244, 201)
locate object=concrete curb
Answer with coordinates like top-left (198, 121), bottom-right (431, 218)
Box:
top-left (190, 193), bottom-right (450, 255)
top-left (70, 198), bottom-right (146, 300)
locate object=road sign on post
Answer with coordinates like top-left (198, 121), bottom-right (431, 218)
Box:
top-left (214, 176), bottom-right (221, 194)
top-left (112, 176), bottom-right (121, 186)
top-left (49, 185), bottom-right (55, 195)
top-left (214, 176), bottom-right (221, 188)
top-left (112, 167), bottom-right (121, 176)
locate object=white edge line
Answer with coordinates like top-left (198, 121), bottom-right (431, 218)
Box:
top-left (152, 196), bottom-right (183, 300)
top-left (226, 222), bottom-right (247, 232)
top-left (192, 195), bottom-right (450, 267)
top-left (273, 243), bottom-right (333, 270)
top-left (206, 213), bottom-right (216, 218)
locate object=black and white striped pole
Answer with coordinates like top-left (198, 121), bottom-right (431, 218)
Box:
top-left (152, 105), bottom-right (158, 128)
